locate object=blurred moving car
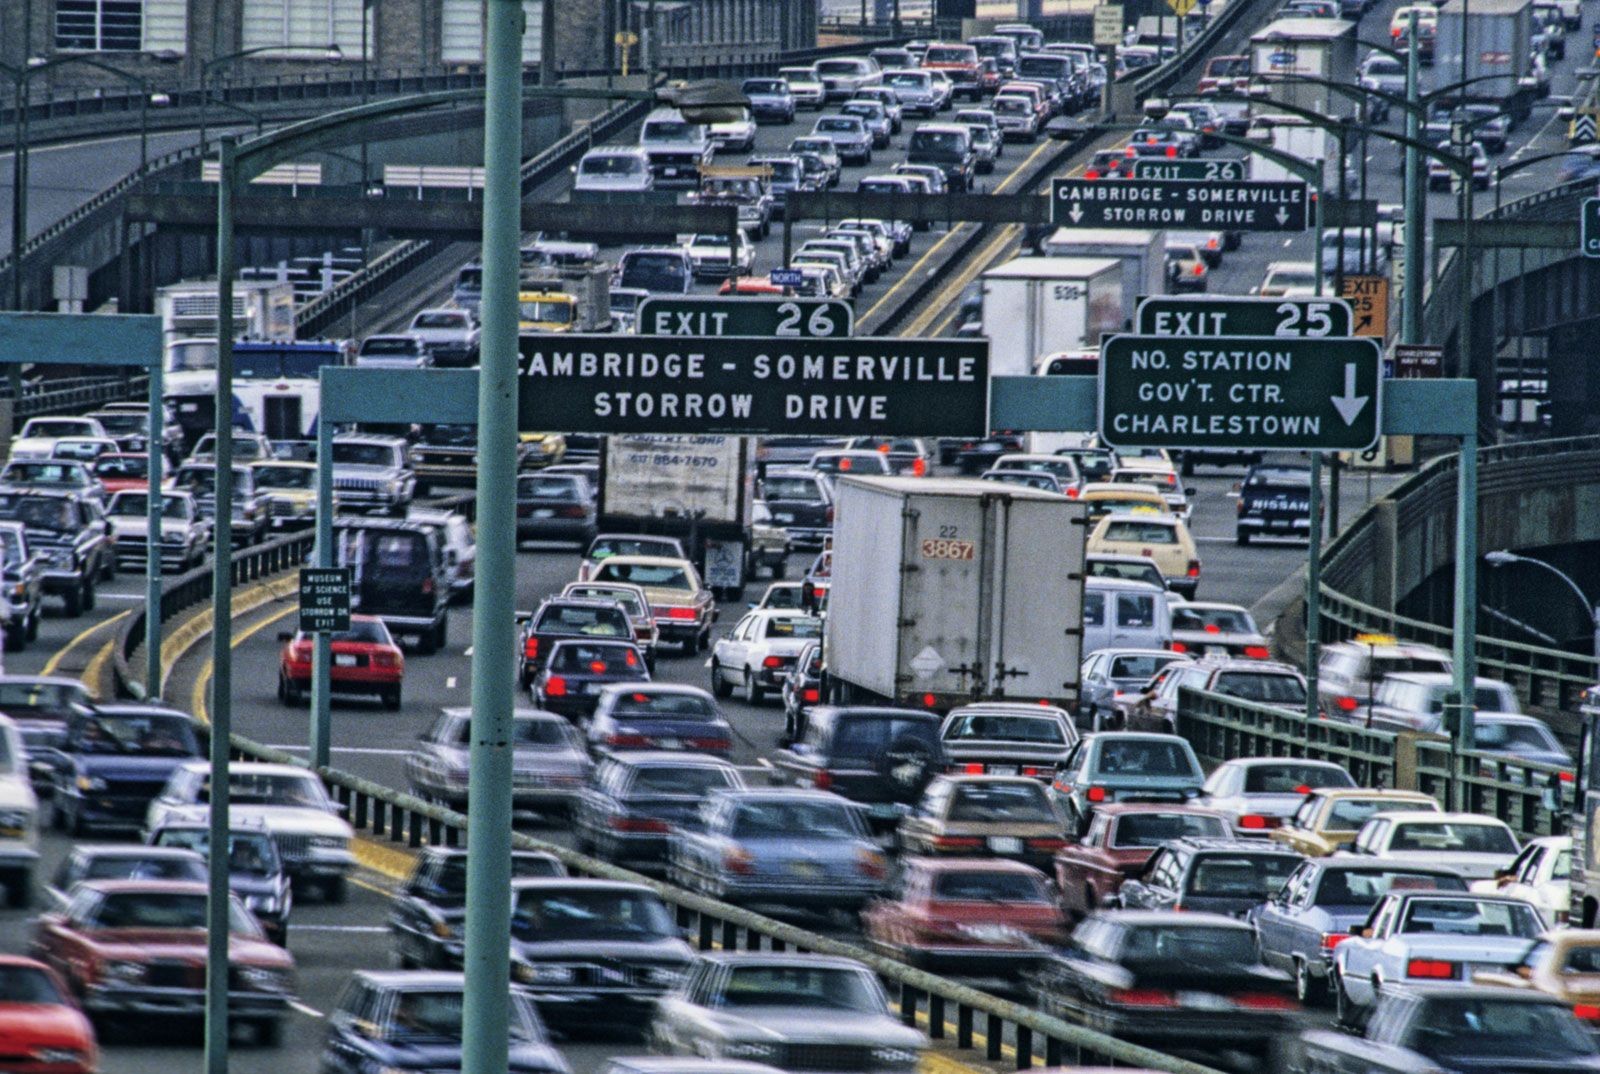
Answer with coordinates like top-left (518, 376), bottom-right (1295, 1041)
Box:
top-left (1269, 787), bottom-right (1441, 857)
top-left (896, 776), bottom-right (1068, 872)
top-left (0, 955), bottom-right (97, 1073)
top-left (1052, 804), bottom-right (1230, 919)
top-left (533, 639), bottom-right (651, 719)
top-left (1047, 732), bottom-right (1206, 834)
top-left (574, 753), bottom-right (745, 872)
top-left (1113, 837), bottom-right (1305, 917)
top-left (147, 820), bottom-right (295, 946)
top-left (863, 857), bottom-right (1066, 971)
top-left (405, 707), bottom-right (591, 814)
top-left (1346, 810), bottom-right (1520, 880)
top-left (1195, 758), bottom-right (1356, 837)
top-left (585, 684), bottom-right (733, 757)
top-left (938, 703), bottom-right (1079, 778)
top-left (388, 847), bottom-right (565, 969)
top-left (47, 703), bottom-right (202, 836)
top-left (1470, 835), bottom-right (1572, 922)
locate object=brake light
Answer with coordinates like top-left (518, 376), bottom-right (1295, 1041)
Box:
top-left (625, 649), bottom-right (638, 667)
top-left (802, 688), bottom-right (820, 703)
top-left (687, 737), bottom-right (731, 752)
top-left (1166, 145), bottom-right (1178, 158)
top-left (1066, 486), bottom-right (1079, 498)
top-left (1204, 624), bottom-right (1221, 634)
top-left (932, 835), bottom-right (983, 849)
top-left (1022, 766), bottom-right (1046, 778)
top-left (1026, 837), bottom-right (1068, 851)
top-left (962, 763), bottom-right (985, 774)
top-left (1407, 959), bottom-right (1458, 979)
top-left (545, 676), bottom-right (568, 697)
top-left (1108, 988), bottom-right (1176, 1007)
top-left (589, 661), bottom-right (608, 674)
top-left (606, 733), bottom-right (652, 747)
top-left (922, 693), bottom-right (937, 707)
top-left (421, 576), bottom-right (434, 595)
top-left (523, 636), bottom-right (538, 660)
top-left (1336, 695), bottom-right (1358, 712)
top-left (825, 506), bottom-right (835, 524)
top-left (912, 458), bottom-right (927, 476)
top-left (1086, 786), bottom-right (1107, 803)
top-left (559, 505), bottom-right (587, 518)
top-left (1206, 237), bottom-right (1218, 249)
top-left (724, 848), bottom-right (755, 875)
top-left (1239, 815), bottom-right (1280, 830)
top-left (1243, 645), bottom-right (1271, 660)
top-left (1187, 561), bottom-right (1202, 578)
top-left (813, 769), bottom-right (832, 790)
top-left (1294, 784), bottom-right (1312, 794)
top-left (609, 816), bottom-right (669, 833)
top-left (1233, 993), bottom-right (1298, 1010)
top-left (1320, 932), bottom-right (1351, 950)
top-left (1575, 1003), bottom-right (1600, 1019)
top-left (372, 650), bottom-right (401, 668)
top-left (666, 607), bottom-right (697, 620)
top-left (762, 656), bottom-right (783, 668)
top-left (1562, 770), bottom-right (1576, 782)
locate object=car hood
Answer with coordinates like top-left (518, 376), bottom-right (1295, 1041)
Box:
top-left (75, 754), bottom-right (195, 779)
top-left (0, 1001), bottom-right (91, 1045)
top-left (110, 518), bottom-right (196, 540)
top-left (88, 929), bottom-right (293, 965)
top-left (707, 1008), bottom-right (926, 1047)
top-left (163, 803), bottom-right (351, 838)
top-left (373, 1039), bottom-right (566, 1073)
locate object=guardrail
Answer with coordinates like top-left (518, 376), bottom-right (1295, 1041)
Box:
top-left (4, 373), bottom-right (145, 418)
top-left (1176, 687), bottom-right (1566, 839)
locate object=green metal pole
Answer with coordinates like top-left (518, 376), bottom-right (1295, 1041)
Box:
top-left (460, 0), bottom-right (522, 1069)
top-left (310, 413), bottom-right (333, 770)
top-left (1403, 9), bottom-right (1422, 344)
top-left (203, 135), bottom-right (237, 1074)
top-left (10, 75), bottom-right (24, 313)
top-left (144, 357), bottom-right (164, 698)
top-left (1306, 184), bottom-right (1325, 723)
top-left (1453, 428), bottom-right (1479, 771)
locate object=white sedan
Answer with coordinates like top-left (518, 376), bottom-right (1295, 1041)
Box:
top-left (708, 608), bottom-right (823, 704)
top-left (1471, 834), bottom-right (1572, 922)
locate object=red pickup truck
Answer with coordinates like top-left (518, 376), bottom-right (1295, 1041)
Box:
top-left (1053, 803), bottom-right (1230, 917)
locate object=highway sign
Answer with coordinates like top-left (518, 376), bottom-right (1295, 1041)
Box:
top-left (1051, 177), bottom-right (1310, 231)
top-left (1093, 3), bottom-right (1125, 46)
top-left (1130, 158), bottom-right (1247, 181)
top-left (1339, 275), bottom-right (1390, 338)
top-left (1389, 343), bottom-right (1444, 378)
top-left (770, 268), bottom-right (805, 287)
top-left (1583, 198), bottom-right (1600, 257)
top-left (637, 296), bottom-right (854, 338)
top-left (1136, 296), bottom-right (1353, 338)
top-left (519, 335), bottom-right (990, 436)
top-left (1097, 334), bottom-right (1383, 451)
top-left (1166, 0), bottom-right (1197, 14)
top-left (299, 567), bottom-right (352, 633)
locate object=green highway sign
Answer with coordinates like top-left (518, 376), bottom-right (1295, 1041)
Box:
top-left (1052, 176), bottom-right (1310, 230)
top-left (1098, 334), bottom-right (1382, 451)
top-left (637, 295), bottom-right (854, 338)
top-left (1130, 158), bottom-right (1247, 181)
top-left (519, 335), bottom-right (990, 436)
top-left (1136, 295), bottom-right (1353, 338)
top-left (1583, 197), bottom-right (1600, 258)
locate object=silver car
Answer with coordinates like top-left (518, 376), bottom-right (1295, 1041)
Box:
top-left (650, 953), bottom-right (926, 1072)
top-left (405, 707), bottom-right (592, 813)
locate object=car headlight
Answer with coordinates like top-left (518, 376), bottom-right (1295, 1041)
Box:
top-left (32, 1048), bottom-right (86, 1065)
top-left (871, 1047), bottom-right (921, 1066)
top-left (8, 583), bottom-right (24, 600)
top-left (244, 894), bottom-right (281, 915)
top-left (723, 1043), bottom-right (779, 1061)
top-left (309, 835), bottom-right (347, 850)
top-left (523, 963), bottom-right (576, 984)
top-left (75, 775), bottom-right (107, 793)
top-left (0, 809), bottom-right (32, 830)
top-left (102, 960), bottom-right (145, 982)
top-left (236, 965), bottom-right (290, 992)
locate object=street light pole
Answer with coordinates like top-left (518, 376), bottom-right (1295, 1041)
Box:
top-left (1485, 551), bottom-right (1600, 661)
top-left (7, 72), bottom-right (23, 312)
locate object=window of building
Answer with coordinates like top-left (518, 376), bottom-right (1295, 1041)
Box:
top-left (242, 0), bottom-right (370, 58)
top-left (55, 0), bottom-right (186, 53)
top-left (441, 0), bottom-right (543, 65)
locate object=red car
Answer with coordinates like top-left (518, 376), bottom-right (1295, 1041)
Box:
top-left (0, 956), bottom-right (97, 1073)
top-left (277, 614), bottom-right (404, 710)
top-left (91, 453), bottom-right (148, 495)
top-left (29, 880), bottom-right (295, 1044)
top-left (1053, 803), bottom-right (1231, 918)
top-left (862, 857), bottom-right (1067, 972)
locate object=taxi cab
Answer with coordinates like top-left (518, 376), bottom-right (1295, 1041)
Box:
top-left (1078, 483), bottom-right (1170, 521)
top-left (1086, 510), bottom-right (1201, 599)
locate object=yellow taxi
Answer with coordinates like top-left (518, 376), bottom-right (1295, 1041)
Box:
top-left (1077, 482), bottom-right (1171, 521)
top-left (1086, 509), bottom-right (1201, 598)
top-left (251, 459), bottom-right (319, 530)
top-left (518, 290), bottom-right (578, 332)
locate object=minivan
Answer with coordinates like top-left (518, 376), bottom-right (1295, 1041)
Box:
top-left (1082, 577), bottom-right (1174, 656)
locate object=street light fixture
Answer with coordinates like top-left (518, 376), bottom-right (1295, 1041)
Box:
top-left (1484, 550), bottom-right (1600, 660)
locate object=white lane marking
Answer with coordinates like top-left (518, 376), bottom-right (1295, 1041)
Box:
top-left (290, 1001), bottom-right (326, 1018)
top-left (99, 592), bottom-right (148, 601)
top-left (1282, 238), bottom-right (1293, 247)
top-left (446, 676), bottom-right (458, 688)
top-left (264, 744), bottom-right (412, 756)
top-left (291, 925), bottom-right (390, 933)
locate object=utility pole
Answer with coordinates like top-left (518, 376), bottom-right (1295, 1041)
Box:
top-left (1403, 9), bottom-right (1422, 344)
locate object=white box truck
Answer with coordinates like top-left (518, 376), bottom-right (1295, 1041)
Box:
top-left (1250, 18), bottom-right (1357, 117)
top-left (157, 279), bottom-right (295, 348)
top-left (825, 476), bottom-right (1087, 710)
top-left (980, 256), bottom-right (1124, 378)
top-left (1246, 115), bottom-right (1329, 184)
top-left (1040, 228), bottom-right (1166, 311)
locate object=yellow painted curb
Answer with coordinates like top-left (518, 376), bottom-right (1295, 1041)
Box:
top-left (352, 836), bottom-right (419, 881)
top-left (922, 1052), bottom-right (993, 1074)
top-left (155, 573), bottom-right (299, 707)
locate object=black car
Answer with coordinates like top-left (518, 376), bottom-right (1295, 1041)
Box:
top-left (0, 488), bottom-right (111, 616)
top-left (758, 468), bottom-right (834, 548)
top-left (49, 703), bottom-right (202, 835)
top-left (781, 640), bottom-right (823, 745)
top-left (1234, 464), bottom-right (1314, 545)
top-left (533, 639), bottom-right (651, 719)
top-left (771, 706), bottom-right (947, 829)
top-left (322, 970), bottom-right (569, 1074)
top-left (333, 517), bottom-right (453, 653)
top-left (0, 676), bottom-right (95, 794)
top-left (574, 752), bottom-right (745, 872)
top-left (953, 434), bottom-right (1023, 473)
top-left (506, 878), bottom-right (694, 1032)
top-left (1113, 837), bottom-right (1305, 917)
top-left (1033, 911), bottom-right (1302, 1062)
top-left (390, 847), bottom-right (566, 969)
top-left (147, 820), bottom-right (295, 945)
top-left (518, 598), bottom-right (635, 687)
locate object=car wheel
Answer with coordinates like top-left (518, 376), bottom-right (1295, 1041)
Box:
top-left (26, 610), bottom-right (37, 641)
top-left (1332, 969), bottom-right (1359, 1027)
top-left (1236, 530), bottom-right (1250, 546)
top-left (743, 671), bottom-right (765, 705)
top-left (254, 1019), bottom-right (282, 1048)
top-left (5, 876), bottom-right (30, 910)
top-left (383, 685), bottom-right (402, 711)
top-left (711, 660), bottom-right (733, 698)
top-left (2, 625), bottom-right (20, 654)
top-left (81, 578), bottom-right (96, 613)
top-left (61, 582), bottom-right (82, 618)
top-left (1295, 957), bottom-right (1327, 1006)
top-left (101, 553), bottom-right (115, 582)
top-left (324, 876), bottom-right (348, 904)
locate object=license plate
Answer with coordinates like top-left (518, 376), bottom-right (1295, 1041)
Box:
top-left (534, 508), bottom-right (554, 518)
top-left (870, 803), bottom-right (900, 819)
top-left (657, 738), bottom-right (682, 750)
top-left (664, 167), bottom-right (681, 176)
top-left (774, 512), bottom-right (794, 522)
top-left (334, 654), bottom-right (357, 667)
top-left (1177, 991), bottom-right (1233, 1011)
top-left (989, 765), bottom-right (1018, 776)
top-left (988, 836), bottom-right (1023, 854)
top-left (0, 826), bottom-right (22, 839)
top-left (180, 403), bottom-right (199, 413)
top-left (790, 861), bottom-right (823, 877)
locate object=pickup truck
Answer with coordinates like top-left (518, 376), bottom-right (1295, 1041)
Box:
top-left (687, 167), bottom-right (774, 238)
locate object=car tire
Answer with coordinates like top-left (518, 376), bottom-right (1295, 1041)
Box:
top-left (26, 610), bottom-right (37, 642)
top-left (1236, 530), bottom-right (1250, 546)
top-left (5, 876), bottom-right (29, 910)
top-left (2, 626), bottom-right (20, 654)
top-left (101, 553), bottom-right (116, 582)
top-left (743, 671), bottom-right (765, 705)
top-left (82, 578), bottom-right (96, 613)
top-left (62, 583), bottom-right (82, 618)
top-left (324, 876), bottom-right (348, 904)
top-left (1295, 957), bottom-right (1327, 1006)
top-left (382, 685), bottom-right (402, 711)
top-left (711, 661), bottom-right (733, 698)
top-left (769, 559), bottom-right (786, 579)
top-left (1332, 969), bottom-right (1359, 1027)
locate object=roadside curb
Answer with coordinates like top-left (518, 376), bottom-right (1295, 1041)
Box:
top-left (144, 572), bottom-right (299, 705)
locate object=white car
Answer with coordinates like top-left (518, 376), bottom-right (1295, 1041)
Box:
top-left (683, 231), bottom-right (755, 280)
top-left (407, 505), bottom-right (475, 600)
top-left (708, 115), bottom-right (757, 153)
top-left (1255, 260), bottom-right (1318, 298)
top-left (0, 715), bottom-right (37, 908)
top-left (1195, 758), bottom-right (1356, 837)
top-left (1343, 809), bottom-right (1521, 880)
top-left (573, 147), bottom-right (655, 193)
top-left (405, 308), bottom-right (480, 366)
top-left (106, 489), bottom-right (210, 572)
top-left (1333, 891), bottom-right (1546, 1018)
top-left (1471, 834), bottom-right (1572, 921)
top-left (146, 761), bottom-right (356, 901)
top-left (708, 608), bottom-right (823, 704)
top-left (778, 66), bottom-right (826, 109)
top-left (10, 416), bottom-right (110, 462)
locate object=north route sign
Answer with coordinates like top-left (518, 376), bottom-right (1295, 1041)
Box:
top-left (518, 335), bottom-right (990, 436)
top-left (637, 296), bottom-right (854, 338)
top-left (1129, 158), bottom-right (1247, 181)
top-left (1052, 177), bottom-right (1310, 231)
top-left (1136, 295), bottom-right (1353, 338)
top-left (1097, 334), bottom-right (1382, 451)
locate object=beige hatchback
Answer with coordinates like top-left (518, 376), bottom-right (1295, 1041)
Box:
top-left (1087, 511), bottom-right (1201, 598)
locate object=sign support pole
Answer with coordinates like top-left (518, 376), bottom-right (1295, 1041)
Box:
top-left (144, 354), bottom-right (164, 697)
top-left (461, 0), bottom-right (521, 1070)
top-left (1451, 430), bottom-right (1479, 798)
top-left (1306, 186), bottom-right (1326, 724)
top-left (310, 414), bottom-right (334, 771)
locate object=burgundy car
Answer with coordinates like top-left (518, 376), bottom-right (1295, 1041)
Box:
top-left (1053, 803), bottom-right (1230, 918)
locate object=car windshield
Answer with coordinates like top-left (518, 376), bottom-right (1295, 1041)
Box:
top-left (944, 714), bottom-right (1064, 744)
top-left (932, 870), bottom-right (1050, 902)
top-left (1390, 822), bottom-right (1519, 854)
top-left (1186, 854), bottom-right (1301, 898)
top-left (1400, 898), bottom-right (1543, 937)
top-left (1112, 812), bottom-right (1229, 848)
top-left (619, 254), bottom-right (688, 292)
top-left (612, 691), bottom-right (717, 720)
top-left (946, 782), bottom-right (1055, 822)
top-left (95, 454), bottom-right (148, 479)
top-left (588, 537), bottom-right (678, 560)
top-left (75, 712), bottom-right (197, 757)
top-left (1213, 673), bottom-right (1307, 706)
top-left (1314, 868), bottom-right (1466, 907)
top-left (885, 73), bottom-right (929, 89)
top-left (4, 463), bottom-right (87, 485)
top-left (520, 300), bottom-right (574, 324)
top-left (581, 154), bottom-right (643, 175)
top-left (534, 604), bottom-right (628, 637)
top-left (1107, 654), bottom-right (1178, 681)
top-left (1414, 996), bottom-right (1595, 1062)
top-left (385, 988), bottom-right (536, 1042)
top-left (512, 718), bottom-right (577, 747)
top-left (331, 443), bottom-right (396, 467)
top-left (0, 965), bottom-right (66, 1004)
top-left (1474, 720), bottom-right (1564, 754)
top-left (153, 830), bottom-right (281, 875)
top-left (629, 765), bottom-right (737, 796)
top-left (721, 965), bottom-right (883, 1011)
top-left (0, 681), bottom-right (84, 711)
top-left (642, 120), bottom-right (696, 142)
top-left (593, 562), bottom-right (692, 590)
top-left (199, 771), bottom-right (328, 808)
top-left (84, 853), bottom-right (206, 883)
top-left (1120, 925), bottom-right (1256, 966)
top-left (250, 465), bottom-right (314, 490)
top-left (816, 60), bottom-right (865, 75)
top-left (511, 888), bottom-right (674, 941)
top-left (519, 476), bottom-right (583, 501)
top-left (911, 130), bottom-right (966, 155)
top-left (764, 476), bottom-right (823, 501)
top-left (1242, 764), bottom-right (1352, 794)
top-left (548, 642), bottom-right (641, 674)
top-left (1094, 739), bottom-right (1198, 778)
top-left (1173, 608), bottom-right (1257, 634)
top-left (108, 494), bottom-right (191, 520)
top-left (89, 891), bottom-right (254, 932)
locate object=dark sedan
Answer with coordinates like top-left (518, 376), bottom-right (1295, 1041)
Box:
top-left (574, 753), bottom-right (745, 872)
top-left (389, 847), bottom-right (566, 970)
top-left (49, 704), bottom-right (201, 835)
top-left (533, 639), bottom-right (651, 719)
top-left (584, 684), bottom-right (732, 757)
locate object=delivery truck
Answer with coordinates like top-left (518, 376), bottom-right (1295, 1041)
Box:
top-left (157, 278), bottom-right (295, 358)
top-left (824, 476), bottom-right (1087, 710)
top-left (980, 256), bottom-right (1125, 378)
top-left (1250, 18), bottom-right (1358, 116)
top-left (1246, 115), bottom-right (1330, 184)
top-left (1040, 228), bottom-right (1166, 310)
top-left (596, 434), bottom-right (754, 597)
top-left (1435, 0), bottom-right (1535, 115)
